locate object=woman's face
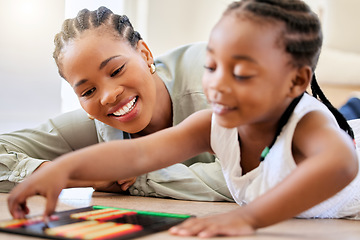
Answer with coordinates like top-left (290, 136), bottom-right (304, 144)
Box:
top-left (60, 30), bottom-right (157, 133)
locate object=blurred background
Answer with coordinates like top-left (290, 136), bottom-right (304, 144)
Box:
top-left (0, 0), bottom-right (359, 133)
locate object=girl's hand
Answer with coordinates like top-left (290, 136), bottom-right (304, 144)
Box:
top-left (169, 209), bottom-right (256, 237)
top-left (7, 163), bottom-right (68, 219)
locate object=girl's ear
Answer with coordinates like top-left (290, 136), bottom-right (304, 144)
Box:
top-left (289, 66), bottom-right (312, 97)
top-left (136, 40), bottom-right (154, 66)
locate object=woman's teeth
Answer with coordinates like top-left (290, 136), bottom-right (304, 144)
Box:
top-left (112, 97), bottom-right (137, 116)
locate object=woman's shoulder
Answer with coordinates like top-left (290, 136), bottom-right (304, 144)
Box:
top-left (154, 42), bottom-right (206, 81)
top-left (154, 42), bottom-right (209, 115)
top-left (155, 42), bottom-right (206, 65)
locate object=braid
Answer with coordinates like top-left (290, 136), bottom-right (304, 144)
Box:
top-left (311, 75), bottom-right (354, 139)
top-left (53, 6), bottom-right (142, 78)
top-left (225, 0), bottom-right (354, 139)
top-left (112, 15), bottom-right (141, 48)
top-left (96, 6), bottom-right (112, 25)
top-left (75, 9), bottom-right (90, 31)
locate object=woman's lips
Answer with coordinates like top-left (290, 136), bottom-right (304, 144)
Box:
top-left (110, 96), bottom-right (138, 117)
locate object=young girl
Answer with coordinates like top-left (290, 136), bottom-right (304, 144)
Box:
top-left (8, 0), bottom-right (360, 237)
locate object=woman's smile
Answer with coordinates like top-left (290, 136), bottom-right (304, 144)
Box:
top-left (109, 96), bottom-right (138, 117)
top-left (108, 96), bottom-right (140, 122)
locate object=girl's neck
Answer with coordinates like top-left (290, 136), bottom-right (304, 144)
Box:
top-left (238, 94), bottom-right (304, 172)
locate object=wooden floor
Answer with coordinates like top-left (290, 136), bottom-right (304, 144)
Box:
top-left (1, 188), bottom-right (360, 239)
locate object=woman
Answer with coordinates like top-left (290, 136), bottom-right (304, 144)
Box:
top-left (0, 7), bottom-right (232, 202)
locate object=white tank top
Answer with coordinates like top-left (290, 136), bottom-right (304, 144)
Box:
top-left (211, 93), bottom-right (360, 218)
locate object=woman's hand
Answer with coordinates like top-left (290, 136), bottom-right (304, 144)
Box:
top-left (7, 163), bottom-right (68, 219)
top-left (92, 177), bottom-right (137, 192)
top-left (169, 208), bottom-right (256, 237)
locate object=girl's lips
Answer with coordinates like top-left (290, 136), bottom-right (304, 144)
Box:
top-left (211, 102), bottom-right (236, 115)
top-left (109, 96), bottom-right (138, 117)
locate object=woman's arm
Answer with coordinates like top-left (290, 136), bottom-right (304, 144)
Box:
top-left (0, 109), bottom-right (98, 192)
top-left (7, 109), bottom-right (213, 218)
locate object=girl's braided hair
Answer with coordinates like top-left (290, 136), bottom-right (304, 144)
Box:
top-left (53, 6), bottom-right (142, 79)
top-left (225, 0), bottom-right (354, 139)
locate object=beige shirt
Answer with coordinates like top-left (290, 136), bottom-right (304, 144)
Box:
top-left (0, 42), bottom-right (233, 202)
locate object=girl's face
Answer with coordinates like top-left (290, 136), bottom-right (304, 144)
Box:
top-left (203, 14), bottom-right (298, 129)
top-left (61, 30), bottom-right (156, 133)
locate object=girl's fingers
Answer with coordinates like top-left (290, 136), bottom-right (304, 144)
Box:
top-left (169, 218), bottom-right (207, 236)
top-left (8, 187), bottom-right (30, 219)
top-left (12, 203), bottom-right (27, 219)
top-left (44, 190), bottom-right (61, 218)
top-left (169, 214), bottom-right (256, 237)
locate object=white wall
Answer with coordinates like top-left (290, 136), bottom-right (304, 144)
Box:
top-left (129, 0), bottom-right (233, 57)
top-left (0, 0), bottom-right (324, 134)
top-left (0, 0), bottom-right (65, 133)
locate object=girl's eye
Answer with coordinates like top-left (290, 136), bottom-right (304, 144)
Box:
top-left (111, 64), bottom-right (125, 77)
top-left (233, 75), bottom-right (253, 81)
top-left (204, 65), bottom-right (216, 72)
top-left (81, 88), bottom-right (96, 97)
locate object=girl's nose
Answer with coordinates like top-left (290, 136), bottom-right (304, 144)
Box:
top-left (100, 85), bottom-right (124, 105)
top-left (207, 70), bottom-right (232, 94)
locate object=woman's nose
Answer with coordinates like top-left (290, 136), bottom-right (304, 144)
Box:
top-left (100, 85), bottom-right (124, 105)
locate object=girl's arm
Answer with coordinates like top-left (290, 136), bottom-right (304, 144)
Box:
top-left (170, 110), bottom-right (358, 237)
top-left (7, 109), bottom-right (213, 219)
top-left (243, 111), bottom-right (358, 228)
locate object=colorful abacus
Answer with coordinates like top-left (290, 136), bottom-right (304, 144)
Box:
top-left (71, 208), bottom-right (137, 221)
top-left (0, 205), bottom-right (191, 240)
top-left (45, 220), bottom-right (142, 239)
top-left (0, 215), bottom-right (58, 229)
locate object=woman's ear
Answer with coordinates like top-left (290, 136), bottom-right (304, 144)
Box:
top-left (289, 66), bottom-right (312, 97)
top-left (136, 40), bottom-right (154, 66)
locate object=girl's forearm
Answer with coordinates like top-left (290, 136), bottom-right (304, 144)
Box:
top-left (53, 110), bottom-right (212, 188)
top-left (53, 140), bottom-right (145, 182)
top-left (243, 154), bottom-right (357, 229)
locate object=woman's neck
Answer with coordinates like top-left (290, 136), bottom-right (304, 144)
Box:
top-left (131, 75), bottom-right (173, 138)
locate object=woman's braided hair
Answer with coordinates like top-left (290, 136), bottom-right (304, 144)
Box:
top-left (53, 6), bottom-right (142, 78)
top-left (225, 0), bottom-right (354, 139)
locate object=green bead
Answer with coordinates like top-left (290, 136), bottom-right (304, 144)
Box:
top-left (261, 147), bottom-right (270, 158)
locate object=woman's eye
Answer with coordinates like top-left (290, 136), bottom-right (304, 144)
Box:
top-left (81, 88), bottom-right (96, 97)
top-left (204, 65), bottom-right (215, 72)
top-left (111, 64), bottom-right (125, 77)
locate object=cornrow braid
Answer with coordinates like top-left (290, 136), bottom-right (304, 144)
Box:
top-left (311, 75), bottom-right (354, 138)
top-left (53, 6), bottom-right (142, 78)
top-left (225, 0), bottom-right (354, 139)
top-left (75, 9), bottom-right (90, 31)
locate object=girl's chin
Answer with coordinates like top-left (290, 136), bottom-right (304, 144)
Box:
top-left (215, 116), bottom-right (239, 129)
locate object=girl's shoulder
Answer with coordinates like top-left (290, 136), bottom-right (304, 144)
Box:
top-left (348, 118), bottom-right (360, 149)
top-left (293, 93), bottom-right (338, 126)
